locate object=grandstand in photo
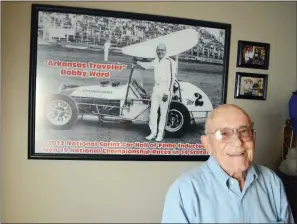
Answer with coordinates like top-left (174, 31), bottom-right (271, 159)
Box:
top-left (37, 11), bottom-right (225, 64)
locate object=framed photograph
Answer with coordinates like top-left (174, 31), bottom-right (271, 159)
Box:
top-left (236, 40), bottom-right (270, 70)
top-left (234, 72), bottom-right (268, 100)
top-left (28, 4), bottom-right (231, 161)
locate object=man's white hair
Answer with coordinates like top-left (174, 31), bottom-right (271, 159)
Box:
top-left (157, 43), bottom-right (167, 50)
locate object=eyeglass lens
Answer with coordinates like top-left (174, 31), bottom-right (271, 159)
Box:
top-left (218, 128), bottom-right (254, 142)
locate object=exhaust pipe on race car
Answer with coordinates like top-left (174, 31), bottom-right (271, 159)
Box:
top-left (123, 57), bottom-right (149, 107)
top-left (122, 58), bottom-right (136, 109)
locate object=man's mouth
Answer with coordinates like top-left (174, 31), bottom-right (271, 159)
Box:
top-left (227, 151), bottom-right (246, 156)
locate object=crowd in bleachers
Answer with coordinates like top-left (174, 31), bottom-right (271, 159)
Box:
top-left (38, 12), bottom-right (225, 61)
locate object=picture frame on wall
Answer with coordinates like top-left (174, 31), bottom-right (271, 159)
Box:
top-left (28, 4), bottom-right (231, 161)
top-left (234, 72), bottom-right (268, 100)
top-left (236, 40), bottom-right (270, 70)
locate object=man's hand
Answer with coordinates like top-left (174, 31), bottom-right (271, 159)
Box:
top-left (162, 94), bottom-right (168, 102)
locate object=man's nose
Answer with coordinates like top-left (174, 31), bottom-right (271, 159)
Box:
top-left (230, 133), bottom-right (244, 146)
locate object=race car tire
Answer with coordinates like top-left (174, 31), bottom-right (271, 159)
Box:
top-left (165, 102), bottom-right (190, 138)
top-left (44, 94), bottom-right (78, 130)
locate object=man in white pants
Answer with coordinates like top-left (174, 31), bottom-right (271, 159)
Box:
top-left (134, 43), bottom-right (176, 142)
top-left (104, 39), bottom-right (111, 61)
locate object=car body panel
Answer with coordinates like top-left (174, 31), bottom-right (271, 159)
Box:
top-left (70, 84), bottom-right (128, 100)
top-left (121, 28), bottom-right (199, 58)
top-left (59, 77), bottom-right (213, 125)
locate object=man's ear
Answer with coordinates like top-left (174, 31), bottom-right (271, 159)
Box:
top-left (201, 135), bottom-right (211, 154)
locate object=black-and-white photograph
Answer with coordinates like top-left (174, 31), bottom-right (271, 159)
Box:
top-left (28, 4), bottom-right (231, 161)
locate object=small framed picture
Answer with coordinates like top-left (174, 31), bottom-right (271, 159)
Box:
top-left (234, 72), bottom-right (268, 100)
top-left (236, 40), bottom-right (270, 70)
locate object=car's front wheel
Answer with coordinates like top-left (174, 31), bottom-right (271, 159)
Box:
top-left (44, 94), bottom-right (78, 130)
top-left (165, 102), bottom-right (190, 138)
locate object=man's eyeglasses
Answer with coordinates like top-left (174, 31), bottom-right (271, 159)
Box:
top-left (207, 127), bottom-right (256, 143)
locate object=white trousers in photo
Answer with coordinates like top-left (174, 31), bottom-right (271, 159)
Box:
top-left (104, 49), bottom-right (109, 61)
top-left (149, 86), bottom-right (171, 138)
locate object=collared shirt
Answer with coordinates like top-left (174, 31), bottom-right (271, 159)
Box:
top-left (161, 156), bottom-right (294, 223)
top-left (138, 57), bottom-right (176, 92)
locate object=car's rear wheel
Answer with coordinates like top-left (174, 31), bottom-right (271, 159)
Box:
top-left (44, 94), bottom-right (78, 130)
top-left (165, 102), bottom-right (190, 138)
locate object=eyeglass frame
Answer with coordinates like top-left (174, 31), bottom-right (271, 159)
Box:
top-left (205, 126), bottom-right (256, 143)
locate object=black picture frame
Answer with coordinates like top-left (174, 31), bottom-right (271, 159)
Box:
top-left (28, 4), bottom-right (231, 161)
top-left (236, 40), bottom-right (270, 70)
top-left (234, 72), bottom-right (268, 100)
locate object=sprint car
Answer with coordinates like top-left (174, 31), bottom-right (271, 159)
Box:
top-left (44, 64), bottom-right (213, 138)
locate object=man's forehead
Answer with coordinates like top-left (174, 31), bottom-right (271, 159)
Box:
top-left (211, 119), bottom-right (251, 129)
top-left (157, 44), bottom-right (166, 50)
top-left (207, 106), bottom-right (251, 131)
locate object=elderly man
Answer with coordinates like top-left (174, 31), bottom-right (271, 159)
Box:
top-left (161, 104), bottom-right (294, 223)
top-left (134, 43), bottom-right (176, 142)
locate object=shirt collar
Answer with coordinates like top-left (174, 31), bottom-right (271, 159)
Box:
top-left (206, 155), bottom-right (258, 188)
top-left (246, 162), bottom-right (258, 182)
top-left (207, 155), bottom-right (230, 188)
top-left (157, 56), bottom-right (168, 62)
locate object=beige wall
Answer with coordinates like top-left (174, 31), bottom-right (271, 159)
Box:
top-left (1, 1), bottom-right (296, 223)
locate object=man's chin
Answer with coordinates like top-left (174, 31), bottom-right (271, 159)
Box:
top-left (227, 153), bottom-right (251, 167)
